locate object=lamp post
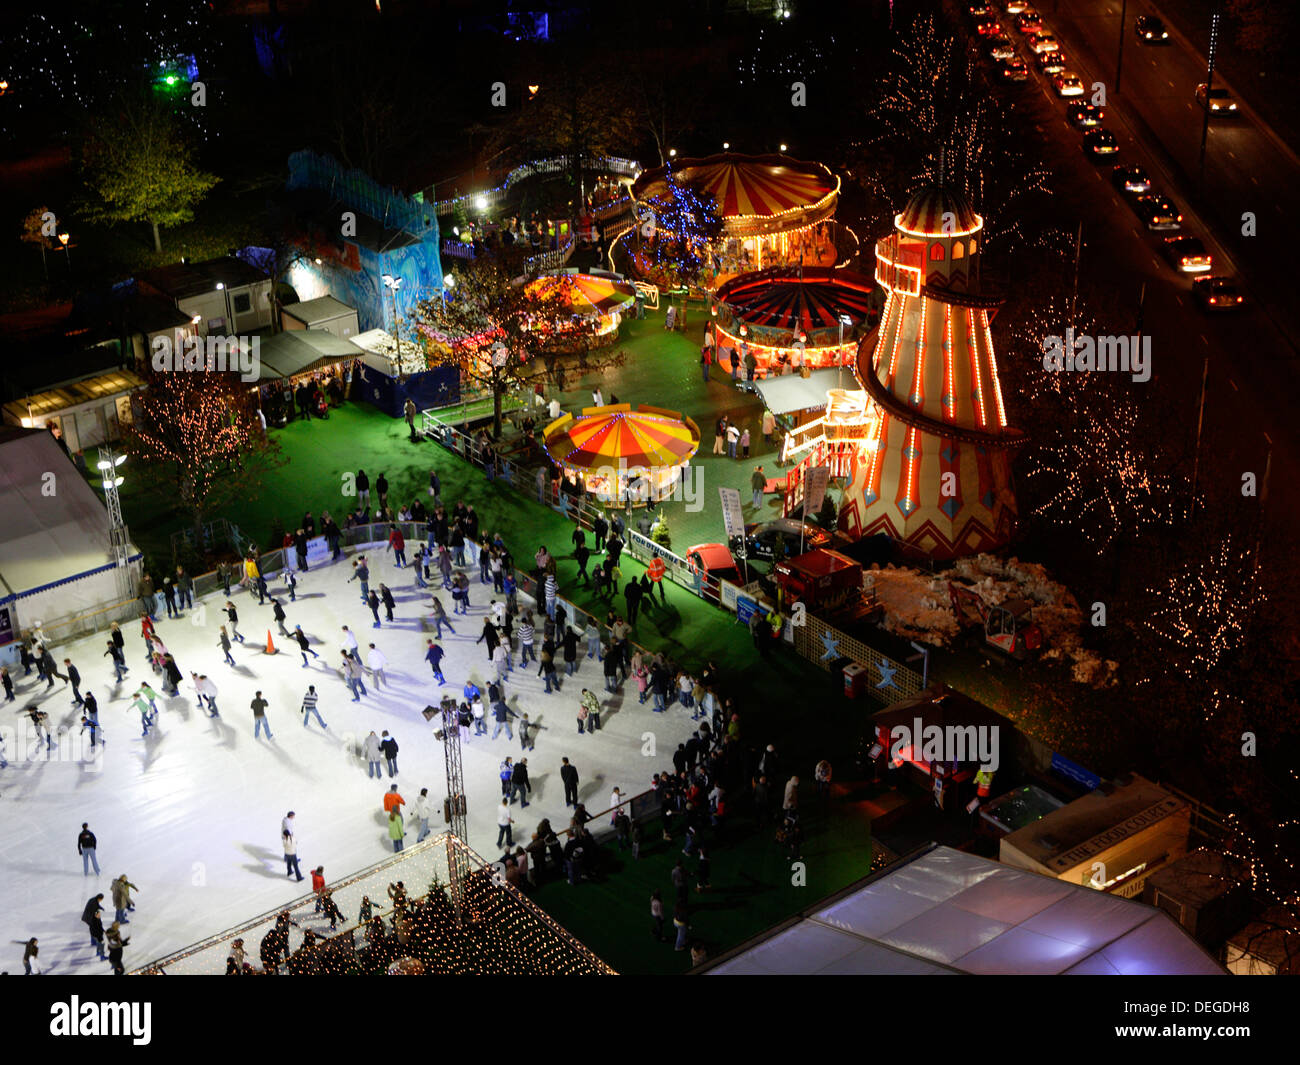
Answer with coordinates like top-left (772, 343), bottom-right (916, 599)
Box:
top-left (96, 448), bottom-right (132, 599)
top-left (58, 232), bottom-right (73, 276)
top-left (1199, 8), bottom-right (1222, 178)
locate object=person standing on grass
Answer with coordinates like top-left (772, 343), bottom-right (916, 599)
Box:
top-left (726, 421), bottom-right (740, 459)
top-left (751, 465), bottom-right (766, 511)
top-left (741, 427), bottom-right (751, 459)
top-left (250, 691), bottom-right (273, 740)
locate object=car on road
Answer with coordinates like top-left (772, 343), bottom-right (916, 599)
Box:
top-left (1162, 235), bottom-right (1213, 273)
top-left (730, 518), bottom-right (833, 563)
top-left (1135, 15), bottom-right (1169, 43)
top-left (1015, 11), bottom-right (1042, 34)
top-left (1195, 84), bottom-right (1239, 113)
top-left (1133, 194), bottom-right (1183, 230)
top-left (1082, 128), bottom-right (1119, 159)
top-left (686, 543), bottom-right (745, 587)
top-left (988, 37), bottom-right (1017, 60)
top-left (1029, 32), bottom-right (1060, 53)
top-left (967, 3), bottom-right (993, 16)
top-left (975, 18), bottom-right (1003, 36)
top-left (1192, 276), bottom-right (1245, 310)
top-left (1110, 164), bottom-right (1151, 193)
top-left (1036, 50), bottom-right (1069, 75)
top-left (1053, 72), bottom-right (1085, 97)
top-left (1004, 0), bottom-right (1029, 13)
top-left (1000, 57), bottom-right (1030, 81)
top-left (1067, 102), bottom-right (1105, 128)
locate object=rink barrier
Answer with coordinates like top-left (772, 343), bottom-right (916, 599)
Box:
top-left (134, 832), bottom-right (615, 975)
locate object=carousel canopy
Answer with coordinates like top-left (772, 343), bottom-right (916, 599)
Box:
top-left (543, 404), bottom-right (700, 471)
top-left (525, 272), bottom-right (637, 318)
top-left (715, 267), bottom-right (874, 336)
top-left (632, 153), bottom-right (838, 234)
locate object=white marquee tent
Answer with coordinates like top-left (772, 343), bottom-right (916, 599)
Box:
top-left (0, 428), bottom-right (141, 642)
top-left (702, 845), bottom-right (1226, 975)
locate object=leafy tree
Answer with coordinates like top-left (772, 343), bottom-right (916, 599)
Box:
top-left (19, 205), bottom-right (59, 281)
top-left (126, 366), bottom-right (283, 547)
top-left (78, 93), bottom-right (219, 252)
top-left (632, 169), bottom-right (725, 290)
top-left (412, 248), bottom-right (625, 439)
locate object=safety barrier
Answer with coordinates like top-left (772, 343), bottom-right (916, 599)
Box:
top-left (433, 155), bottom-right (640, 217)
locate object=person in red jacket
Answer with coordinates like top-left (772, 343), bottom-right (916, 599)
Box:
top-left (311, 866), bottom-right (326, 913)
top-left (387, 524), bottom-right (406, 568)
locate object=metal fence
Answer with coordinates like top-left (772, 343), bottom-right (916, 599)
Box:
top-left (433, 155), bottom-right (641, 217)
top-left (791, 611), bottom-right (923, 702)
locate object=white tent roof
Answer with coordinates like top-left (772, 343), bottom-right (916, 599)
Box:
top-left (0, 429), bottom-right (118, 599)
top-left (704, 846), bottom-right (1225, 976)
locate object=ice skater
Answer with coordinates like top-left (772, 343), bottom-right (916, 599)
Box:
top-left (367, 589), bottom-right (382, 628)
top-left (250, 691), bottom-right (273, 740)
top-left (224, 602), bottom-right (245, 643)
top-left (425, 639), bottom-right (446, 684)
top-left (364, 731), bottom-right (383, 778)
top-left (366, 644), bottom-right (388, 689)
top-left (293, 625), bottom-right (320, 667)
top-left (283, 829), bottom-right (304, 881)
top-left (78, 823), bottom-right (101, 876)
top-left (300, 685), bottom-right (328, 730)
top-left (104, 639), bottom-right (129, 681)
top-left (271, 597), bottom-right (290, 638)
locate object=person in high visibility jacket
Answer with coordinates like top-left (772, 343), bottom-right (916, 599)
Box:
top-left (975, 768), bottom-right (994, 798)
top-left (646, 556), bottom-right (667, 603)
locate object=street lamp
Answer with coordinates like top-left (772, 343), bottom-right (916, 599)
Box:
top-left (97, 448), bottom-right (132, 598)
top-left (57, 231), bottom-right (72, 275)
top-left (779, 143), bottom-right (788, 153)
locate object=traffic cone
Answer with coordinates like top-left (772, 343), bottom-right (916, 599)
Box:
top-left (265, 631), bottom-right (277, 654)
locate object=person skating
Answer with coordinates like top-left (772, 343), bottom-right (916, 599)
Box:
top-left (579, 688), bottom-right (601, 733)
top-left (111, 874), bottom-right (138, 925)
top-left (387, 809), bottom-right (406, 853)
top-left (367, 589), bottom-right (382, 628)
top-left (380, 731), bottom-right (400, 776)
top-left (22, 938), bottom-right (39, 975)
top-left (78, 823), bottom-right (100, 876)
top-left (80, 692), bottom-right (102, 748)
top-left (83, 896), bottom-right (108, 961)
top-left (300, 685), bottom-right (328, 730)
top-left (430, 596), bottom-right (454, 638)
top-left (350, 557), bottom-right (371, 603)
top-left (424, 639), bottom-right (446, 684)
top-left (293, 625), bottom-right (319, 667)
top-left (63, 659), bottom-right (84, 706)
top-left (271, 597), bottom-right (290, 638)
top-left (364, 731), bottom-right (384, 778)
top-left (560, 756), bottom-right (579, 807)
top-left (342, 653), bottom-right (367, 701)
top-left (104, 640), bottom-right (129, 682)
top-left (366, 644), bottom-right (389, 690)
top-left (283, 829), bottom-right (304, 881)
top-left (379, 583), bottom-right (396, 621)
top-left (411, 788), bottom-right (434, 843)
top-left (224, 602), bottom-right (245, 643)
top-left (496, 800), bottom-right (514, 849)
top-left (511, 758), bottom-right (531, 808)
top-left (250, 691), bottom-right (273, 740)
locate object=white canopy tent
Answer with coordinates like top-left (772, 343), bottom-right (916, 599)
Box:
top-left (0, 428), bottom-right (141, 640)
top-left (702, 845), bottom-right (1226, 975)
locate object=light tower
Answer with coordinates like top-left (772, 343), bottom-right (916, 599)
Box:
top-left (97, 447), bottom-right (132, 598)
top-left (435, 700), bottom-right (470, 923)
top-left (839, 186), bottom-right (1026, 559)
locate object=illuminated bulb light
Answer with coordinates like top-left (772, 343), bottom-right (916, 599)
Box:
top-left (980, 309), bottom-right (1008, 428)
top-left (966, 308), bottom-right (987, 428)
top-left (943, 303), bottom-right (954, 421)
top-left (910, 295), bottom-right (928, 408)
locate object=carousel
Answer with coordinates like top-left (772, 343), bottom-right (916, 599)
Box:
top-left (711, 266), bottom-right (876, 377)
top-left (629, 152), bottom-right (841, 286)
top-left (543, 404), bottom-right (701, 508)
top-left (523, 270), bottom-right (636, 349)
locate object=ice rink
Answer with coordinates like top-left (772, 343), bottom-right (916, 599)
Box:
top-left (0, 544), bottom-right (698, 975)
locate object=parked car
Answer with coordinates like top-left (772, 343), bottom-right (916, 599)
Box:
top-left (685, 543), bottom-right (745, 587)
top-left (1191, 276), bottom-right (1245, 310)
top-left (1067, 102), bottom-right (1105, 128)
top-left (1110, 164), bottom-right (1151, 193)
top-left (1029, 32), bottom-right (1060, 53)
top-left (1133, 194), bottom-right (1183, 230)
top-left (1053, 72), bottom-right (1085, 97)
top-left (1082, 128), bottom-right (1119, 159)
top-left (1162, 235), bottom-right (1213, 273)
top-left (1135, 15), bottom-right (1170, 43)
top-left (730, 519), bottom-right (833, 563)
top-left (1195, 84), bottom-right (1238, 113)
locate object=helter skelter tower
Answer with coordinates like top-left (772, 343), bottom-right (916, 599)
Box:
top-left (838, 186), bottom-right (1027, 559)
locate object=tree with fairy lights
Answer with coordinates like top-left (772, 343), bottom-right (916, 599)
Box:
top-left (411, 249), bottom-right (625, 440)
top-left (77, 91), bottom-right (219, 252)
top-left (634, 170), bottom-right (724, 290)
top-left (126, 367), bottom-right (283, 549)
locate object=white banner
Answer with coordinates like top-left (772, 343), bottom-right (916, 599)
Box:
top-left (802, 466), bottom-right (830, 516)
top-left (718, 487), bottom-right (746, 542)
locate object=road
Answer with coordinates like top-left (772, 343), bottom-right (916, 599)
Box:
top-left (975, 2), bottom-right (1299, 550)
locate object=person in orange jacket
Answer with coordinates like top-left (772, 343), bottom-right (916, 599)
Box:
top-left (382, 784), bottom-right (405, 814)
top-left (311, 866), bottom-right (326, 913)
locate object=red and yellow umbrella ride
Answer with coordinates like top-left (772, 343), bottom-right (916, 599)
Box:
top-left (524, 271), bottom-right (637, 350)
top-left (543, 404), bottom-right (701, 508)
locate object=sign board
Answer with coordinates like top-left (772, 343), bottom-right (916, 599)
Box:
top-left (719, 579), bottom-right (741, 613)
top-left (802, 466), bottom-right (830, 516)
top-left (1050, 752), bottom-right (1102, 792)
top-left (718, 487), bottom-right (746, 543)
top-left (737, 595), bottom-right (762, 627)
top-left (0, 605), bottom-right (13, 646)
top-left (1045, 796), bottom-right (1185, 873)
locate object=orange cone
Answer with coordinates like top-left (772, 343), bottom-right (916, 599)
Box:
top-left (265, 631), bottom-right (277, 654)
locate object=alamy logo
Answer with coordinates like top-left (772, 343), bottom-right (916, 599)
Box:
top-left (50, 997), bottom-right (152, 1045)
top-left (589, 460), bottom-right (705, 512)
top-left (889, 718), bottom-right (1000, 772)
top-left (151, 335), bottom-right (260, 382)
top-left (1041, 327), bottom-right (1151, 383)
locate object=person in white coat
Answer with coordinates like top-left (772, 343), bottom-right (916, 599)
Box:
top-left (363, 731), bottom-right (384, 779)
top-left (366, 644), bottom-right (389, 689)
top-left (411, 787), bottom-right (434, 843)
top-left (341, 626), bottom-right (359, 660)
top-left (610, 787), bottom-right (626, 826)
